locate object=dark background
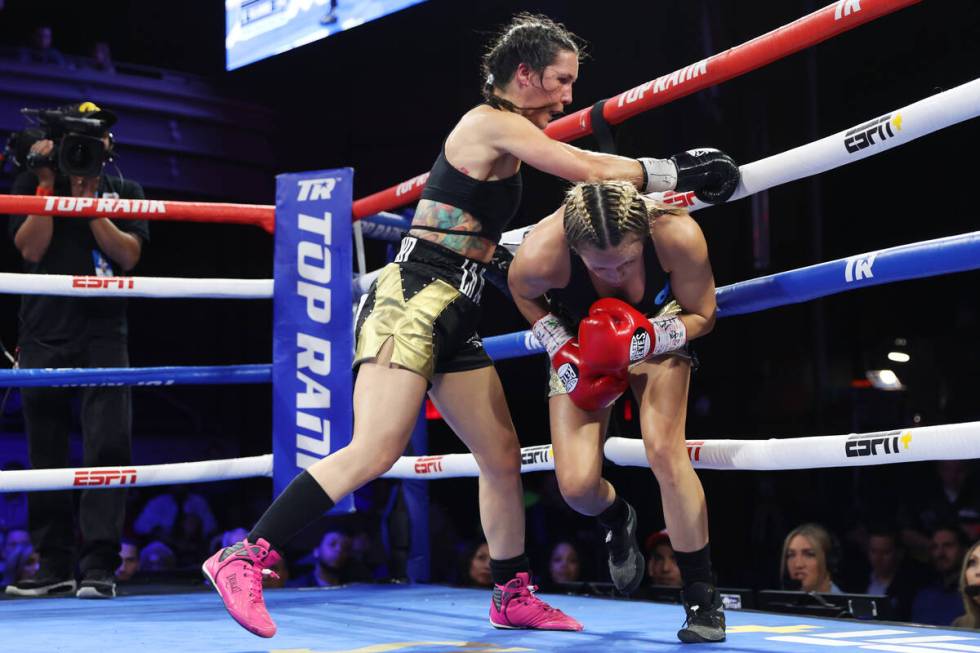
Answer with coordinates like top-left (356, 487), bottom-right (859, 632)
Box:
top-left (1, 0), bottom-right (978, 588)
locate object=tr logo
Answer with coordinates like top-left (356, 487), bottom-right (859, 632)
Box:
top-left (834, 0), bottom-right (861, 20)
top-left (296, 178), bottom-right (338, 201)
top-left (845, 253), bottom-right (877, 282)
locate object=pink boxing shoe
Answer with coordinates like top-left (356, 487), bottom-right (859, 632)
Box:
top-left (202, 538), bottom-right (281, 638)
top-left (489, 572), bottom-right (583, 631)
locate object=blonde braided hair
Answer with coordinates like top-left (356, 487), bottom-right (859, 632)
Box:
top-left (563, 181), bottom-right (686, 251)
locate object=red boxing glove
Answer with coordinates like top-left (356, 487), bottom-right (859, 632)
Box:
top-left (579, 298), bottom-right (655, 372)
top-left (580, 298), bottom-right (688, 372)
top-left (553, 340), bottom-right (629, 412)
top-left (532, 313), bottom-right (628, 411)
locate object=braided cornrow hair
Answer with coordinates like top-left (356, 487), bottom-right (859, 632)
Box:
top-left (481, 13), bottom-right (583, 112)
top-left (563, 181), bottom-right (687, 251)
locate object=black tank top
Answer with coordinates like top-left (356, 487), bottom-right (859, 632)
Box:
top-left (417, 145), bottom-right (523, 243)
top-left (549, 238), bottom-right (673, 328)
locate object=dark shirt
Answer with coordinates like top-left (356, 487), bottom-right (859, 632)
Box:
top-left (7, 171), bottom-right (150, 343)
top-left (910, 583), bottom-right (964, 626)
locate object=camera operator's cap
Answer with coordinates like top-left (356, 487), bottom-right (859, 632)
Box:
top-left (70, 101), bottom-right (117, 129)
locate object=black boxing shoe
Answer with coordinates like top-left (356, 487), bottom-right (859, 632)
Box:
top-left (5, 561), bottom-right (76, 598)
top-left (76, 569), bottom-right (116, 599)
top-left (604, 501), bottom-right (644, 594)
top-left (677, 582), bottom-right (726, 643)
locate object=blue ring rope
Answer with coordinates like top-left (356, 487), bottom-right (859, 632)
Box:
top-left (4, 232), bottom-right (976, 383)
top-left (0, 364), bottom-right (271, 388)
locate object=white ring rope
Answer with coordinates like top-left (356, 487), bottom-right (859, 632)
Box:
top-left (606, 421), bottom-right (980, 471)
top-left (0, 272), bottom-right (273, 299)
top-left (0, 455), bottom-right (273, 492)
top-left (6, 420), bottom-right (979, 491)
top-left (647, 76), bottom-right (980, 212)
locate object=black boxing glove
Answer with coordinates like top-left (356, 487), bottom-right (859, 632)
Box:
top-left (671, 148), bottom-right (740, 204)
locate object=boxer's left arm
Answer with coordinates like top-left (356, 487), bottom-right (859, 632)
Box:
top-left (653, 213), bottom-right (716, 342)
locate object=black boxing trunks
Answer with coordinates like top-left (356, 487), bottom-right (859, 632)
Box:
top-left (354, 236), bottom-right (493, 380)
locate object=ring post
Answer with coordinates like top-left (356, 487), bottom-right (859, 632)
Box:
top-left (273, 168), bottom-right (355, 512)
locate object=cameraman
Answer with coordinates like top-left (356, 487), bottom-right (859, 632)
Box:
top-left (5, 102), bottom-right (148, 600)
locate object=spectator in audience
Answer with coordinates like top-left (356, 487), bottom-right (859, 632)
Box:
top-left (1, 528), bottom-right (32, 586)
top-left (290, 529), bottom-right (367, 588)
top-left (911, 525), bottom-right (969, 625)
top-left (134, 487), bottom-right (217, 546)
top-left (139, 541), bottom-right (177, 573)
top-left (547, 541), bottom-right (582, 586)
top-left (88, 41), bottom-right (116, 74)
top-left (864, 524), bottom-right (926, 621)
top-left (646, 530), bottom-right (682, 587)
top-left (18, 25), bottom-right (66, 66)
top-left (455, 540), bottom-right (492, 588)
top-left (780, 523), bottom-right (842, 593)
top-left (16, 551), bottom-right (40, 582)
top-left (0, 461), bottom-right (28, 531)
top-left (953, 540), bottom-right (980, 629)
top-left (220, 527), bottom-right (249, 550)
top-left (115, 540), bottom-right (139, 582)
top-left (900, 461), bottom-right (980, 560)
top-left (350, 527), bottom-right (387, 580)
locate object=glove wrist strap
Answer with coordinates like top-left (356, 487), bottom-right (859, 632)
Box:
top-left (637, 157), bottom-right (677, 194)
top-left (651, 315), bottom-right (688, 356)
top-left (531, 314), bottom-right (573, 358)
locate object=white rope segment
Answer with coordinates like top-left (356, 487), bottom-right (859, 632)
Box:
top-left (0, 273), bottom-right (272, 299)
top-left (606, 421), bottom-right (980, 471)
top-left (382, 445), bottom-right (556, 480)
top-left (0, 455), bottom-right (273, 492)
top-left (647, 76), bottom-right (980, 212)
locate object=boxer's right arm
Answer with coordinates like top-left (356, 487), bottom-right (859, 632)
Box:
top-left (507, 208), bottom-right (570, 324)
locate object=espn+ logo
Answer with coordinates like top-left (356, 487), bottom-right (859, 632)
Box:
top-left (844, 113), bottom-right (902, 154)
top-left (844, 431), bottom-right (912, 458)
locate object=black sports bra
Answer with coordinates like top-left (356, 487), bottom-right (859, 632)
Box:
top-left (414, 145), bottom-right (523, 243)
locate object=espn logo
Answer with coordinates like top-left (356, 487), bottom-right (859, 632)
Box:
top-left (660, 190), bottom-right (697, 208)
top-left (687, 441), bottom-right (705, 462)
top-left (845, 431), bottom-right (911, 458)
top-left (72, 276), bottom-right (134, 289)
top-left (844, 113), bottom-right (902, 154)
top-left (413, 456), bottom-right (444, 474)
top-left (73, 469), bottom-right (138, 486)
top-left (521, 446), bottom-right (552, 466)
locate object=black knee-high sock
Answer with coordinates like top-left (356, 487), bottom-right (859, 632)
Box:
top-left (597, 495), bottom-right (629, 532)
top-left (674, 542), bottom-right (714, 588)
top-left (248, 470), bottom-right (335, 550)
top-left (489, 553), bottom-right (531, 586)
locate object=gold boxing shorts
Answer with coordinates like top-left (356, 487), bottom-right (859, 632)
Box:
top-left (354, 236), bottom-right (492, 380)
